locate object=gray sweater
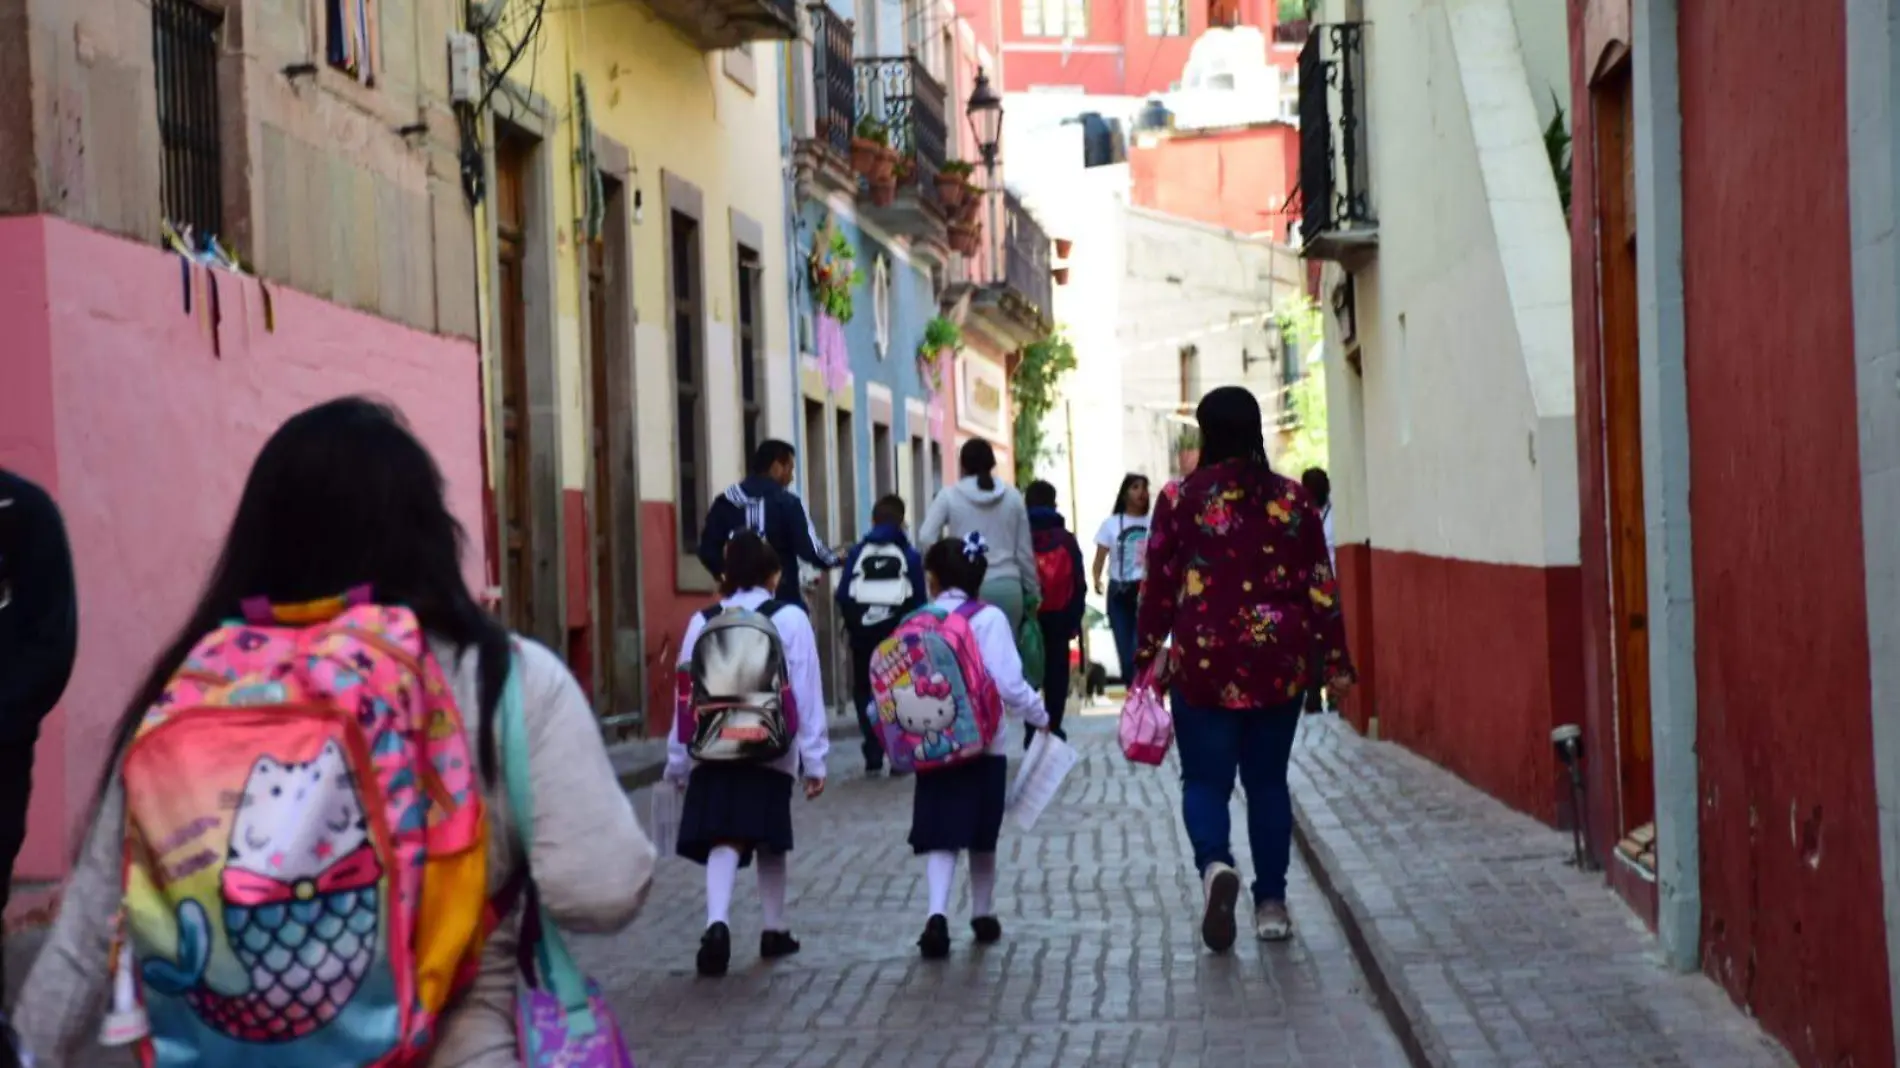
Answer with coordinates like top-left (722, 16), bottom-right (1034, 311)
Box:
top-left (917, 477), bottom-right (1041, 601)
top-left (10, 638), bottom-right (655, 1068)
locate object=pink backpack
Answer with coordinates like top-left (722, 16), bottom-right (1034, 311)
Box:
top-left (867, 602), bottom-right (1002, 774)
top-left (111, 586), bottom-right (491, 1066)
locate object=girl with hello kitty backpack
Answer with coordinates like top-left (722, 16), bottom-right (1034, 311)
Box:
top-left (665, 531), bottom-right (829, 979)
top-left (9, 398), bottom-right (655, 1068)
top-left (869, 533), bottom-right (1050, 959)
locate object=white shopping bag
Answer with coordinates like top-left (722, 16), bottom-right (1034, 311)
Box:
top-left (647, 784), bottom-right (681, 859)
top-left (1005, 732), bottom-right (1080, 831)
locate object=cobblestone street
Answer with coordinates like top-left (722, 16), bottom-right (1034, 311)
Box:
top-left (584, 713), bottom-right (1407, 1068)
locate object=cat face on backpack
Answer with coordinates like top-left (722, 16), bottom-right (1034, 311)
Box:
top-left (892, 671), bottom-right (957, 735)
top-left (228, 740), bottom-right (370, 883)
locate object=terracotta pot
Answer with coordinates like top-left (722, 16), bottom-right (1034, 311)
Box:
top-left (950, 223), bottom-right (981, 256)
top-left (1055, 237), bottom-right (1074, 259)
top-left (1053, 266), bottom-right (1070, 285)
top-left (870, 175), bottom-right (898, 207)
top-left (936, 173), bottom-right (968, 210)
top-left (851, 137), bottom-right (883, 176)
top-left (955, 193), bottom-right (982, 225)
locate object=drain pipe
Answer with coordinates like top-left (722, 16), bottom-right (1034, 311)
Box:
top-left (1551, 724), bottom-right (1598, 871)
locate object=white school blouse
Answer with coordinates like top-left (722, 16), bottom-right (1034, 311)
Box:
top-left (664, 587), bottom-right (831, 782)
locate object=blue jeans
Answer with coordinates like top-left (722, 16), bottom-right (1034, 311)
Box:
top-left (1174, 695), bottom-right (1303, 905)
top-left (1106, 589), bottom-right (1138, 682)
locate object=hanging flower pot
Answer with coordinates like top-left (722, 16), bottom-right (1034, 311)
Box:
top-left (955, 192), bottom-right (982, 226)
top-left (1055, 237), bottom-right (1074, 259)
top-left (949, 220), bottom-right (982, 257)
top-left (870, 174), bottom-right (898, 206)
top-left (1053, 266), bottom-right (1070, 285)
top-left (936, 173), bottom-right (968, 210)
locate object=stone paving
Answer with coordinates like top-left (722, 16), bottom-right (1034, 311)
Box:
top-left (1289, 715), bottom-right (1794, 1068)
top-left (584, 712), bottom-right (1408, 1067)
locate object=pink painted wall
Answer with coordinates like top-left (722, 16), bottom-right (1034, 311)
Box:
top-left (0, 215), bottom-right (484, 885)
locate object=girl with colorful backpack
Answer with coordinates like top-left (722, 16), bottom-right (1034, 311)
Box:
top-left (664, 532), bottom-right (829, 978)
top-left (869, 533), bottom-right (1050, 960)
top-left (9, 397), bottom-right (656, 1067)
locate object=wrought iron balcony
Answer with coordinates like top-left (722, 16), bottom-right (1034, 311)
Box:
top-left (1298, 23), bottom-right (1377, 264)
top-left (855, 56), bottom-right (949, 242)
top-left (792, 4), bottom-right (858, 201)
top-left (639, 0), bottom-right (799, 52)
top-left (961, 190), bottom-right (1054, 349)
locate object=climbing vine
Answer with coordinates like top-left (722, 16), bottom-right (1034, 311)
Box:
top-left (917, 316), bottom-right (962, 394)
top-left (1011, 331), bottom-right (1079, 487)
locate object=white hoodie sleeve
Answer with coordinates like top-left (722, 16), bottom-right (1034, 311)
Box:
top-left (664, 609), bottom-right (710, 783)
top-left (1013, 492), bottom-right (1041, 601)
top-left (918, 488), bottom-right (951, 546)
top-left (772, 604), bottom-right (831, 781)
top-left (970, 604), bottom-right (1049, 727)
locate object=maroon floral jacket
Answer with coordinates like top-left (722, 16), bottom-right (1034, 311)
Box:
top-left (1133, 460), bottom-right (1355, 709)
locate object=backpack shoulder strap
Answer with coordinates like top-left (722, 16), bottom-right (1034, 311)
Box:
top-left (756, 598), bottom-right (788, 620)
top-left (700, 605), bottom-right (724, 623)
top-left (953, 600), bottom-right (986, 621)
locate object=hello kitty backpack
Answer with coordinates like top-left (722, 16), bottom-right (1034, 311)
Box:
top-left (107, 586), bottom-right (492, 1068)
top-left (867, 602), bottom-right (1003, 774)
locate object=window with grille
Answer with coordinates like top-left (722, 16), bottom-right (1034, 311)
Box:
top-left (1023, 0), bottom-right (1089, 38)
top-left (672, 211), bottom-right (707, 547)
top-left (1146, 0), bottom-right (1187, 36)
top-left (325, 0), bottom-right (378, 83)
top-left (152, 0), bottom-right (224, 241)
top-left (737, 245), bottom-right (765, 462)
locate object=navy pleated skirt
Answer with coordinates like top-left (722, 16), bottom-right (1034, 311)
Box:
top-left (908, 754), bottom-right (1009, 854)
top-left (677, 763), bottom-right (795, 866)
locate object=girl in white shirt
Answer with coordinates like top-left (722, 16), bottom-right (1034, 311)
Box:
top-left (909, 534), bottom-right (1051, 960)
top-left (665, 533), bottom-right (830, 977)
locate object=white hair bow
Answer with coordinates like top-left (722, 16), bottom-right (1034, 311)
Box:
top-left (962, 531), bottom-right (989, 561)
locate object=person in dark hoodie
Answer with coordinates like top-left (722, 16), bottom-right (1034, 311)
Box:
top-left (0, 467), bottom-right (78, 991)
top-left (1024, 481), bottom-right (1086, 745)
top-left (836, 495), bottom-right (927, 776)
top-left (697, 439), bottom-right (844, 610)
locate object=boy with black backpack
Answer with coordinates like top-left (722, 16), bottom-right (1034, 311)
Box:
top-left (836, 495), bottom-right (927, 776)
top-left (1026, 481), bottom-right (1087, 743)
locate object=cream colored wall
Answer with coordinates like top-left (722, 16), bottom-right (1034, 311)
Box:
top-left (1313, 0), bottom-right (1576, 569)
top-left (477, 7), bottom-right (794, 500)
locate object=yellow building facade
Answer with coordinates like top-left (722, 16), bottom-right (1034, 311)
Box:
top-left (468, 1), bottom-right (799, 735)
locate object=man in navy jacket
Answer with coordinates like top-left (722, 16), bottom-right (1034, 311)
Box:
top-left (835, 495), bottom-right (926, 775)
top-left (696, 439), bottom-right (842, 609)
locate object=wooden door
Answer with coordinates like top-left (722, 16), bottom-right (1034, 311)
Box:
top-left (587, 220), bottom-right (615, 713)
top-left (1594, 67), bottom-right (1655, 832)
top-left (494, 134), bottom-right (535, 639)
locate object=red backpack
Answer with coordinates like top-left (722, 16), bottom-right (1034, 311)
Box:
top-left (1033, 528), bottom-right (1078, 615)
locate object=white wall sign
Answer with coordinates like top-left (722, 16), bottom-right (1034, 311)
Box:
top-left (956, 351), bottom-right (1008, 440)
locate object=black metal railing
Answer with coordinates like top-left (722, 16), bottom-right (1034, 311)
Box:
top-left (855, 56), bottom-right (948, 202)
top-left (1297, 23), bottom-right (1374, 252)
top-left (1001, 191), bottom-right (1053, 322)
top-left (809, 4), bottom-right (855, 157)
top-left (153, 0), bottom-right (224, 241)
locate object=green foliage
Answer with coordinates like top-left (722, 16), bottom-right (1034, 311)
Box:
top-left (1545, 91), bottom-right (1573, 223)
top-left (810, 227), bottom-right (864, 323)
top-left (1276, 0), bottom-right (1306, 21)
top-left (855, 115), bottom-right (890, 145)
top-left (1275, 296), bottom-right (1324, 353)
top-left (1276, 365), bottom-right (1329, 477)
top-left (939, 159), bottom-right (975, 178)
top-left (1011, 331), bottom-right (1079, 487)
top-left (917, 316), bottom-right (961, 392)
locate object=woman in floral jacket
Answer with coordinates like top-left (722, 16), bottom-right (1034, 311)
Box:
top-left (1133, 386), bottom-right (1354, 951)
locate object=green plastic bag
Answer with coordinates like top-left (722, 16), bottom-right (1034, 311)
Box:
top-left (1019, 594), bottom-right (1046, 690)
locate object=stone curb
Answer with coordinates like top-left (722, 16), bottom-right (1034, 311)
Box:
top-left (1290, 793), bottom-right (1442, 1068)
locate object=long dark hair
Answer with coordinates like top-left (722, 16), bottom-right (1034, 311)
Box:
top-left (720, 531), bottom-right (782, 596)
top-left (97, 397), bottom-right (511, 807)
top-left (1195, 386), bottom-right (1271, 470)
top-left (959, 438), bottom-right (998, 492)
top-left (924, 537), bottom-right (989, 597)
top-left (1110, 473), bottom-right (1149, 516)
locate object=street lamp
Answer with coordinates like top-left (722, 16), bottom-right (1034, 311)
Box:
top-left (966, 68), bottom-right (1004, 276)
top-left (966, 67), bottom-right (1003, 171)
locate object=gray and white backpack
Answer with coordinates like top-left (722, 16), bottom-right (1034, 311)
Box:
top-left (684, 601), bottom-right (800, 763)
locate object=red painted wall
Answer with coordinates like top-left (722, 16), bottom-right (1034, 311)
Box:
top-left (1129, 124), bottom-right (1298, 237)
top-left (1361, 550), bottom-right (1580, 824)
top-left (1564, 0), bottom-right (1629, 885)
top-left (992, 0), bottom-right (1273, 95)
top-left (1678, 4), bottom-right (1894, 1062)
top-left (638, 500), bottom-right (711, 737)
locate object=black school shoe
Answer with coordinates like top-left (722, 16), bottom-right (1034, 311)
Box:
top-left (761, 930), bottom-right (802, 959)
top-left (970, 916), bottom-right (1003, 945)
top-left (918, 914), bottom-right (952, 960)
top-left (697, 922), bottom-right (731, 977)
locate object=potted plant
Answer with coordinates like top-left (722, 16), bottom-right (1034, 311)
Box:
top-left (936, 160), bottom-right (974, 210)
top-left (949, 219), bottom-right (982, 257)
top-left (1054, 236), bottom-right (1074, 259)
top-left (917, 315), bottom-right (961, 393)
top-left (852, 116), bottom-right (892, 179)
top-left (1053, 265), bottom-right (1070, 285)
top-left (874, 153), bottom-right (908, 207)
top-left (954, 190), bottom-right (983, 226)
top-left (808, 225), bottom-right (864, 323)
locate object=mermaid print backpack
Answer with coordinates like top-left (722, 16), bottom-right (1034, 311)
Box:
top-left (108, 587), bottom-right (491, 1068)
top-left (867, 601), bottom-right (1003, 774)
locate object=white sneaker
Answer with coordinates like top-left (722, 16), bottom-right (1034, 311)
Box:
top-left (1254, 899), bottom-right (1293, 942)
top-left (1200, 863), bottom-right (1241, 952)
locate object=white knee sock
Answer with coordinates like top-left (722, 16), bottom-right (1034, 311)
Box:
top-left (926, 851), bottom-right (958, 916)
top-left (705, 846), bottom-right (740, 927)
top-left (968, 851), bottom-right (997, 917)
top-left (757, 851), bottom-right (789, 932)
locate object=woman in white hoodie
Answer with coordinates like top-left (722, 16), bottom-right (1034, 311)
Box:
top-left (917, 439), bottom-right (1041, 633)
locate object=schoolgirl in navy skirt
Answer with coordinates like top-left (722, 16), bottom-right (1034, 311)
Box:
top-left (664, 533), bottom-right (829, 977)
top-left (909, 534), bottom-right (1050, 959)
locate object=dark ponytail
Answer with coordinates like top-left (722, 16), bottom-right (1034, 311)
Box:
top-left (959, 438), bottom-right (997, 492)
